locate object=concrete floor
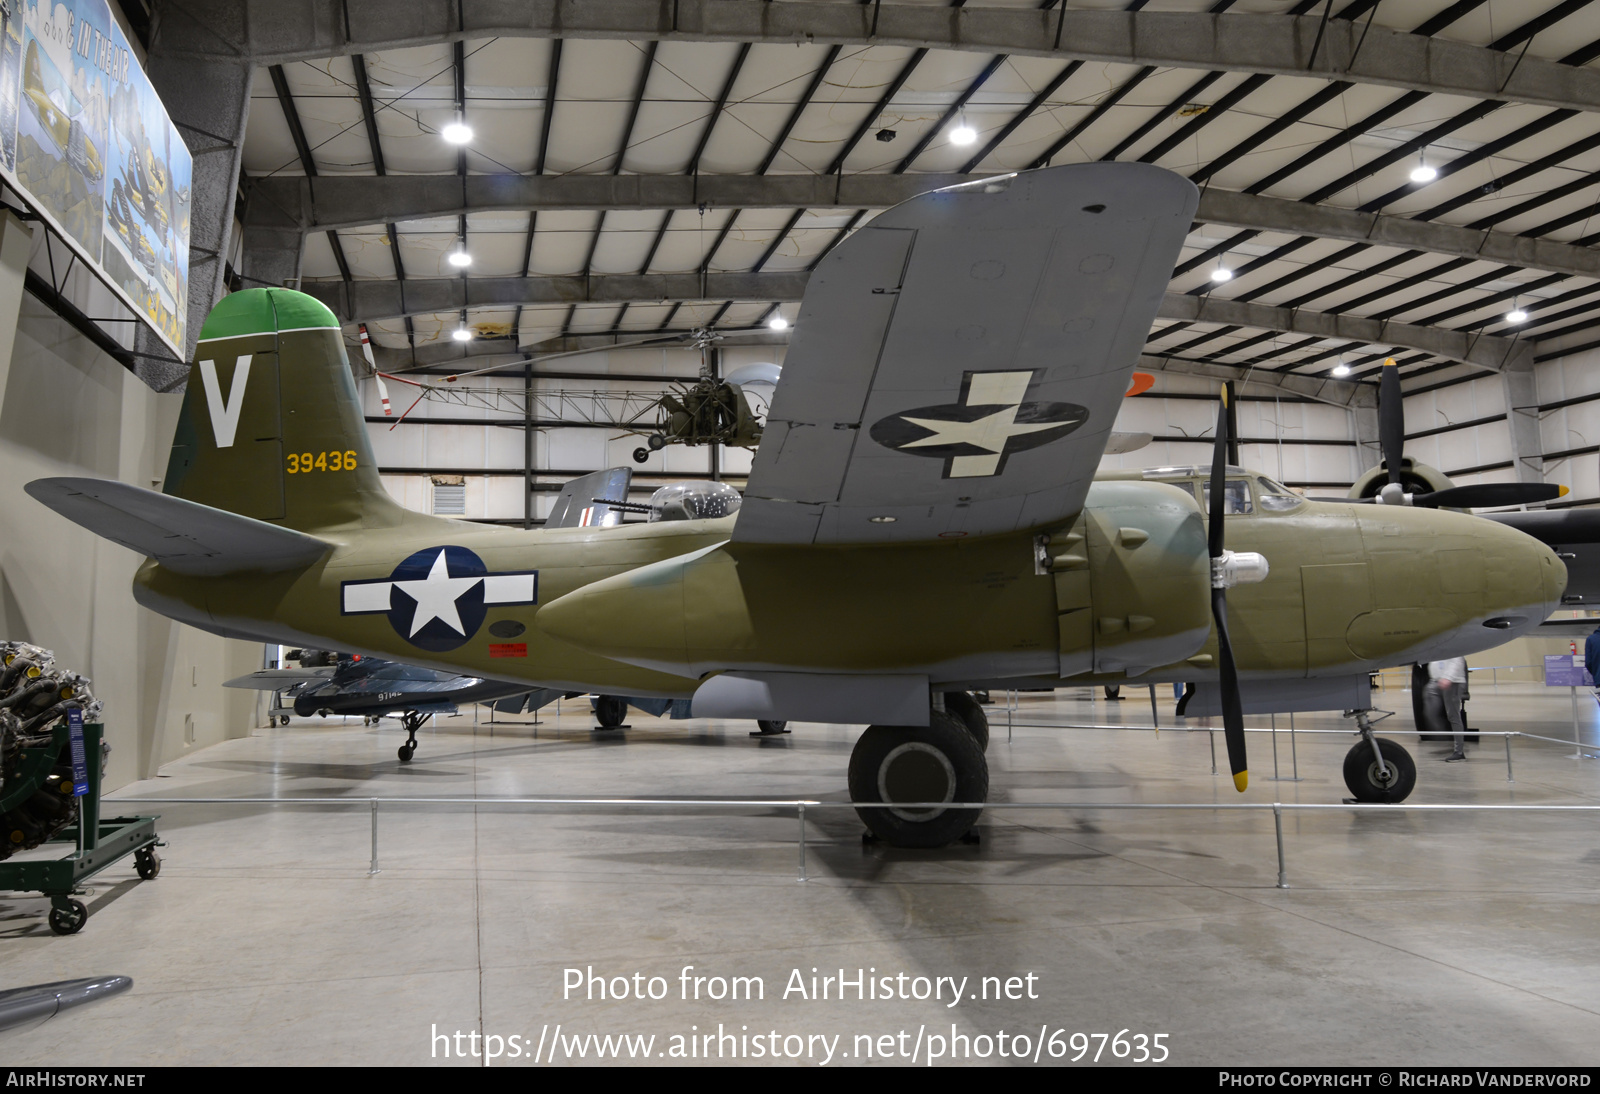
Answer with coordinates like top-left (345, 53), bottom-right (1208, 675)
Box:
top-left (3, 681), bottom-right (1599, 1067)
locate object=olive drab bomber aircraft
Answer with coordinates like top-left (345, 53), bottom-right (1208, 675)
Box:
top-left (26, 164), bottom-right (1568, 847)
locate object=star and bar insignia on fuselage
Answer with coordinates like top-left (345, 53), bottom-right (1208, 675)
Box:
top-left (868, 370), bottom-right (1088, 478)
top-left (341, 546), bottom-right (537, 652)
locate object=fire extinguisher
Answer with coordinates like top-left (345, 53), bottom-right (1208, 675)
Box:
top-left (1572, 640), bottom-right (1579, 655)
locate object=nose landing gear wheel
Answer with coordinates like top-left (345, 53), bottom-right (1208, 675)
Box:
top-left (398, 712), bottom-right (424, 763)
top-left (1342, 737), bottom-right (1416, 802)
top-left (848, 712), bottom-right (988, 848)
top-left (48, 898), bottom-right (87, 935)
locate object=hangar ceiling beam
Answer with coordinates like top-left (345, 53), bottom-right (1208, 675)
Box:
top-left (242, 175), bottom-right (1600, 285)
top-left (152, 0), bottom-right (1600, 115)
top-left (303, 272), bottom-right (1526, 370)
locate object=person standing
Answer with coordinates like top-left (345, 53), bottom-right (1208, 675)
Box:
top-left (1585, 624), bottom-right (1600, 693)
top-left (1428, 657), bottom-right (1469, 762)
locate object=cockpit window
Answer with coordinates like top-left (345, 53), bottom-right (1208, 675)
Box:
top-left (1202, 479), bottom-right (1253, 515)
top-left (1256, 476), bottom-right (1304, 512)
top-left (648, 481), bottom-right (743, 522)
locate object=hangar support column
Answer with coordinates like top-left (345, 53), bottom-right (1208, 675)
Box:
top-left (1501, 354), bottom-right (1546, 487)
top-left (140, 7), bottom-right (255, 378)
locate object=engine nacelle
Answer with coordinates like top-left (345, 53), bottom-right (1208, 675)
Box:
top-left (1042, 480), bottom-right (1212, 678)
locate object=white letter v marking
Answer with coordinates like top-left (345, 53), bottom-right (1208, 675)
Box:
top-left (199, 356), bottom-right (252, 449)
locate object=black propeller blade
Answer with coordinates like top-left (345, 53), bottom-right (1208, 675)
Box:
top-left (1208, 388), bottom-right (1248, 793)
top-left (1417, 482), bottom-right (1567, 509)
top-left (1379, 358), bottom-right (1405, 486)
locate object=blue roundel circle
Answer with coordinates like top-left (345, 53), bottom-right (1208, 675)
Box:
top-left (385, 545), bottom-right (488, 652)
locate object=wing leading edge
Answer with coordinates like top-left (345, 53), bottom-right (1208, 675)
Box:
top-left (734, 164), bottom-right (1198, 545)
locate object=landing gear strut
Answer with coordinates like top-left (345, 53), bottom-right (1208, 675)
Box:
top-left (397, 712), bottom-right (425, 762)
top-left (1341, 709), bottom-right (1416, 802)
top-left (848, 710), bottom-right (988, 848)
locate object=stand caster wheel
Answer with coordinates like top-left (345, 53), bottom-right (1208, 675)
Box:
top-left (48, 899), bottom-right (87, 935)
top-left (135, 847), bottom-right (161, 880)
top-left (398, 744), bottom-right (415, 762)
top-left (279, 715), bottom-right (290, 726)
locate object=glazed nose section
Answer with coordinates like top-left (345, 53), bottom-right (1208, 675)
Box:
top-left (1482, 523), bottom-right (1566, 627)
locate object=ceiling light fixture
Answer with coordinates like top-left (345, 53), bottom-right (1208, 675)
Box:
top-left (949, 109), bottom-right (977, 147)
top-left (447, 249), bottom-right (472, 268)
top-left (442, 119), bottom-right (473, 145)
top-left (452, 327), bottom-right (473, 342)
top-left (1211, 264), bottom-right (1233, 283)
top-left (1410, 150), bottom-right (1437, 184)
top-left (767, 314), bottom-right (789, 331)
top-left (1331, 359), bottom-right (1351, 377)
top-left (1506, 300), bottom-right (1528, 324)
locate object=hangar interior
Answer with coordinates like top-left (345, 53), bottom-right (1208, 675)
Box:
top-left (1, 0), bottom-right (1599, 1067)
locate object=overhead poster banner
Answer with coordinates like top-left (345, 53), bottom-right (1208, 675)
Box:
top-left (0, 0), bottom-right (190, 357)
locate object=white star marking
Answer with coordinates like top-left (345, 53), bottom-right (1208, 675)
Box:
top-left (890, 369), bottom-right (1074, 477)
top-left (392, 549), bottom-right (482, 637)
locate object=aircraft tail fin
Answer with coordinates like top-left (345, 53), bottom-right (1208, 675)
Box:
top-left (161, 287), bottom-right (408, 534)
top-left (545, 467), bottom-right (632, 529)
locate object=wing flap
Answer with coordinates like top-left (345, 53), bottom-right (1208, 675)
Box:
top-left (25, 477), bottom-right (330, 576)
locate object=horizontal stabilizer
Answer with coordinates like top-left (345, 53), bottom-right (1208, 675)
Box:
top-left (25, 477), bottom-right (330, 576)
top-left (223, 668), bottom-right (335, 689)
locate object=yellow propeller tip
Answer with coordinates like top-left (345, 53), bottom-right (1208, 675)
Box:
top-left (1233, 770), bottom-right (1249, 792)
top-left (1560, 484), bottom-right (1571, 497)
top-left (1383, 358), bottom-right (1397, 368)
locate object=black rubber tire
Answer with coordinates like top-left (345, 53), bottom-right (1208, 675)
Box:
top-left (278, 715), bottom-right (290, 726)
top-left (943, 692), bottom-right (989, 751)
top-left (632, 448), bottom-right (650, 464)
top-left (755, 720), bottom-right (788, 735)
top-left (647, 434), bottom-right (666, 450)
top-left (1342, 738), bottom-right (1417, 803)
top-left (595, 695), bottom-right (628, 728)
top-left (397, 744), bottom-right (414, 762)
top-left (848, 712), bottom-right (988, 848)
top-left (48, 899), bottom-right (87, 935)
top-left (135, 848), bottom-right (161, 880)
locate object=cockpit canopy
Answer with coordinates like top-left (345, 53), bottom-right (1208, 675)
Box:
top-left (1138, 466), bottom-right (1305, 514)
top-left (648, 481), bottom-right (743, 522)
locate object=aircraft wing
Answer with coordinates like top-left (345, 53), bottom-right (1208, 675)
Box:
top-left (223, 668), bottom-right (336, 689)
top-left (733, 164), bottom-right (1196, 544)
top-left (25, 477), bottom-right (330, 576)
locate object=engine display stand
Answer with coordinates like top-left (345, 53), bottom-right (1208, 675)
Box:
top-left (0, 723), bottom-right (161, 935)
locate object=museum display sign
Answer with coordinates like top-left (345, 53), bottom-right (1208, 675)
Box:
top-left (0, 0), bottom-right (190, 355)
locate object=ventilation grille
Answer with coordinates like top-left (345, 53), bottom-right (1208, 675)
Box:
top-left (432, 483), bottom-right (466, 515)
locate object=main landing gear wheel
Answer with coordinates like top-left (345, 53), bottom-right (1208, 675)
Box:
top-left (943, 692), bottom-right (989, 751)
top-left (398, 712), bottom-right (425, 762)
top-left (751, 720), bottom-right (789, 736)
top-left (848, 712), bottom-right (988, 848)
top-left (48, 898), bottom-right (87, 935)
top-left (135, 847), bottom-right (161, 880)
top-left (594, 695), bottom-right (628, 729)
top-left (1342, 738), bottom-right (1416, 802)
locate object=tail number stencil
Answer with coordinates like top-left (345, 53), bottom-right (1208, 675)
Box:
top-left (287, 450), bottom-right (359, 473)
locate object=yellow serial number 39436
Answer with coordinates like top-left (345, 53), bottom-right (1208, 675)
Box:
top-left (286, 450), bottom-right (358, 474)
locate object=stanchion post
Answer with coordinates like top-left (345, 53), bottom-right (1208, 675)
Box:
top-left (1273, 803), bottom-right (1288, 890)
top-left (369, 798), bottom-right (380, 875)
top-left (797, 803), bottom-right (807, 882)
top-left (1148, 685), bottom-right (1159, 731)
top-left (1505, 734), bottom-right (1515, 783)
top-left (1571, 686), bottom-right (1584, 760)
top-left (1289, 712), bottom-right (1299, 781)
top-left (1271, 713), bottom-right (1280, 780)
top-left (1208, 729), bottom-right (1217, 775)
